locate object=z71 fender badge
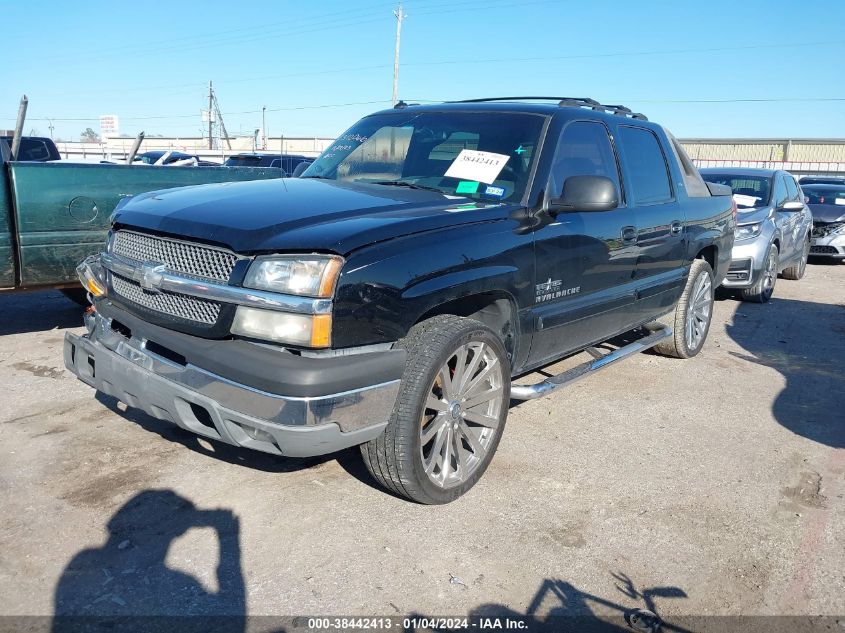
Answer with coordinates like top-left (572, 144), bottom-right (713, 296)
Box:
top-left (535, 278), bottom-right (580, 303)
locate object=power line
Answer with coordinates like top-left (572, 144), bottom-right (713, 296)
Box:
top-left (21, 0), bottom-right (559, 68)
top-left (624, 98), bottom-right (845, 104)
top-left (21, 1), bottom-right (399, 65)
top-left (31, 36), bottom-right (845, 103)
top-left (3, 101), bottom-right (394, 123)
top-left (6, 97), bottom-right (844, 126)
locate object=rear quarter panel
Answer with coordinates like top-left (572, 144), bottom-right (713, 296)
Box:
top-left (682, 196), bottom-right (735, 283)
top-left (657, 132), bottom-right (735, 284)
top-left (8, 162), bottom-right (282, 288)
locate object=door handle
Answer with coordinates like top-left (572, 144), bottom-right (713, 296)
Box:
top-left (670, 221), bottom-right (683, 236)
top-left (621, 226), bottom-right (637, 244)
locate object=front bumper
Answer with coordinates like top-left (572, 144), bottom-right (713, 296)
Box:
top-left (810, 232), bottom-right (845, 259)
top-left (64, 311), bottom-right (401, 457)
top-left (721, 237), bottom-right (770, 288)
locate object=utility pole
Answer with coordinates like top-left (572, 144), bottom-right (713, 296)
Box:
top-left (11, 95), bottom-right (28, 161)
top-left (392, 3), bottom-right (406, 106)
top-left (208, 80), bottom-right (213, 150)
top-left (212, 89), bottom-right (231, 150)
top-left (48, 119), bottom-right (54, 139)
top-left (262, 106), bottom-right (267, 150)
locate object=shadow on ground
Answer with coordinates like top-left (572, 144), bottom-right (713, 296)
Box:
top-left (726, 296), bottom-right (845, 448)
top-left (410, 574), bottom-right (689, 632)
top-left (0, 289), bottom-right (84, 336)
top-left (94, 392), bottom-right (388, 495)
top-left (52, 489), bottom-right (250, 633)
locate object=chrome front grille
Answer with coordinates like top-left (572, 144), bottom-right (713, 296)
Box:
top-left (109, 230), bottom-right (238, 326)
top-left (111, 230), bottom-right (238, 283)
top-left (112, 273), bottom-right (221, 324)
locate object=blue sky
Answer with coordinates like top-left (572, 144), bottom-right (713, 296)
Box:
top-left (3, 0), bottom-right (844, 141)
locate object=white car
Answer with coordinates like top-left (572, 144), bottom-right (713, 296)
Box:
top-left (805, 184), bottom-right (845, 261)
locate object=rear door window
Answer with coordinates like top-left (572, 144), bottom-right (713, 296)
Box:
top-left (618, 127), bottom-right (673, 205)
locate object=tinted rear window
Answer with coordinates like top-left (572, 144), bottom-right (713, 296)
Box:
top-left (15, 138), bottom-right (56, 161)
top-left (803, 186), bottom-right (845, 204)
top-left (224, 156), bottom-right (262, 167)
top-left (618, 127), bottom-right (672, 204)
top-left (800, 177), bottom-right (845, 185)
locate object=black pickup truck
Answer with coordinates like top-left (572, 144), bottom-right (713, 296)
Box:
top-left (65, 98), bottom-right (735, 503)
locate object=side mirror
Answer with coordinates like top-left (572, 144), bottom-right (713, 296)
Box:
top-left (547, 175), bottom-right (618, 213)
top-left (292, 161), bottom-right (312, 178)
top-left (780, 201), bottom-right (804, 212)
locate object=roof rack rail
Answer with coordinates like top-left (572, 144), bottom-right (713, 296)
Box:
top-left (447, 96), bottom-right (648, 120)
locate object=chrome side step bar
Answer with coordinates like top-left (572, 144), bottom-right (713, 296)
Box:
top-left (510, 324), bottom-right (673, 401)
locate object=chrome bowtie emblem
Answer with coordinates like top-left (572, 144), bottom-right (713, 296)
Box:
top-left (139, 262), bottom-right (167, 293)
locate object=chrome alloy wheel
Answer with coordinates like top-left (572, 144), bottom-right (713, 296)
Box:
top-left (685, 271), bottom-right (713, 352)
top-left (419, 341), bottom-right (505, 488)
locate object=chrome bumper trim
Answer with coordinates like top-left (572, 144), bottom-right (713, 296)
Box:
top-left (100, 252), bottom-right (332, 315)
top-left (65, 312), bottom-right (399, 437)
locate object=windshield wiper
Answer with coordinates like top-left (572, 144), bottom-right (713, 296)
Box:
top-left (370, 180), bottom-right (444, 194)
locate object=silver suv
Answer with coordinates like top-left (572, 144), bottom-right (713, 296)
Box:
top-left (700, 168), bottom-right (813, 302)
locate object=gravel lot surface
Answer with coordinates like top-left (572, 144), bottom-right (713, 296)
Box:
top-left (1, 262), bottom-right (843, 626)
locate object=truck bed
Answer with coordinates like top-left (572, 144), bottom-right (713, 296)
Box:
top-left (1, 162), bottom-right (282, 289)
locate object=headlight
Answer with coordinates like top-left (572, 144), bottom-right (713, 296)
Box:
top-left (231, 307), bottom-right (332, 348)
top-left (832, 223), bottom-right (845, 235)
top-left (736, 222), bottom-right (762, 240)
top-left (76, 256), bottom-right (107, 297)
top-left (244, 255), bottom-right (343, 297)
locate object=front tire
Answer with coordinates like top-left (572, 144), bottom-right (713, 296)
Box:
top-left (654, 258), bottom-right (715, 359)
top-left (741, 243), bottom-right (778, 303)
top-left (361, 315), bottom-right (510, 504)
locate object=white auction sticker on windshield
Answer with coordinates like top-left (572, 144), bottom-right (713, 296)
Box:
top-left (732, 193), bottom-right (759, 208)
top-left (444, 150), bottom-right (510, 184)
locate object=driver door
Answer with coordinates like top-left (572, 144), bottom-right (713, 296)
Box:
top-left (528, 120), bottom-right (638, 366)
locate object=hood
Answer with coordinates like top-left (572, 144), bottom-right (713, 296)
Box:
top-left (111, 178), bottom-right (513, 254)
top-left (735, 206), bottom-right (773, 225)
top-left (808, 203), bottom-right (845, 224)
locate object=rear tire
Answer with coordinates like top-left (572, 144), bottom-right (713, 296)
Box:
top-left (781, 234), bottom-right (809, 280)
top-left (361, 315), bottom-right (510, 504)
top-left (741, 243), bottom-right (778, 302)
top-left (654, 259), bottom-right (715, 359)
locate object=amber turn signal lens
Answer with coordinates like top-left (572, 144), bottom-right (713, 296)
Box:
top-left (317, 258), bottom-right (344, 298)
top-left (85, 277), bottom-right (106, 297)
top-left (310, 314), bottom-right (332, 348)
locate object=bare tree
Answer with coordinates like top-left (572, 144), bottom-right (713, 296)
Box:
top-left (80, 127), bottom-right (101, 143)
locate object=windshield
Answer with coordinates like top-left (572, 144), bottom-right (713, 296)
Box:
top-left (134, 153), bottom-right (161, 165)
top-left (803, 186), bottom-right (845, 205)
top-left (302, 110), bottom-right (547, 202)
top-left (700, 173), bottom-right (771, 208)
